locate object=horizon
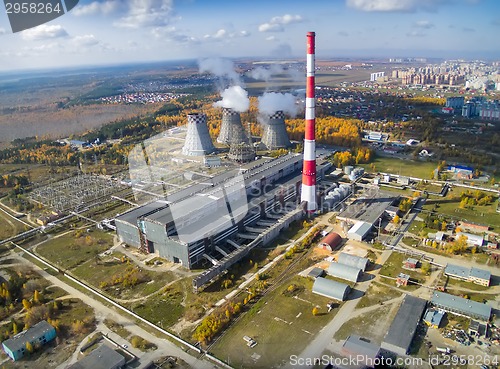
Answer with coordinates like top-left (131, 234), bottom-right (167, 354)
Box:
top-left (1, 0), bottom-right (500, 71)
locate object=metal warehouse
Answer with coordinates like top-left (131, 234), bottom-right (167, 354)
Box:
top-left (381, 295), bottom-right (427, 356)
top-left (337, 252), bottom-right (369, 271)
top-left (319, 232), bottom-right (342, 250)
top-left (312, 277), bottom-right (351, 301)
top-left (347, 221), bottom-right (372, 241)
top-left (327, 262), bottom-right (361, 282)
top-left (430, 291), bottom-right (491, 321)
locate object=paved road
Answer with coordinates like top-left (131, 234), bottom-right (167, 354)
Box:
top-left (8, 252), bottom-right (217, 369)
top-left (285, 249), bottom-right (393, 369)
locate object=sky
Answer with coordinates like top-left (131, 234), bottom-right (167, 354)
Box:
top-left (0, 0), bottom-right (500, 71)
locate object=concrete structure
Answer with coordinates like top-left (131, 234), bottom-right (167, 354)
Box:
top-left (327, 262), bottom-right (361, 283)
top-left (444, 264), bottom-right (491, 286)
top-left (2, 321), bottom-right (56, 361)
top-left (217, 108), bottom-right (247, 145)
top-left (181, 113), bottom-right (215, 156)
top-left (301, 31), bottom-right (317, 213)
top-left (228, 143), bottom-right (255, 163)
top-left (370, 71), bottom-right (385, 82)
top-left (396, 273), bottom-right (410, 287)
top-left (319, 232), bottom-right (342, 251)
top-left (337, 192), bottom-right (396, 226)
top-left (423, 309), bottom-right (445, 328)
top-left (68, 345), bottom-right (126, 369)
top-left (347, 221), bottom-right (372, 242)
top-left (341, 335), bottom-right (380, 365)
top-left (446, 96), bottom-right (465, 109)
top-left (337, 252), bottom-right (369, 271)
top-left (381, 295), bottom-right (427, 356)
top-left (261, 111), bottom-right (291, 150)
top-left (312, 277), bottom-right (350, 301)
top-left (430, 291), bottom-right (491, 322)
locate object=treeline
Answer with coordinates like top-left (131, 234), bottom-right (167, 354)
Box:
top-left (330, 147), bottom-right (373, 167)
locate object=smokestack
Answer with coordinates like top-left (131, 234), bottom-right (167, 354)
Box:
top-left (261, 111), bottom-right (291, 150)
top-left (300, 31), bottom-right (317, 212)
top-left (217, 107), bottom-right (247, 145)
top-left (182, 113), bottom-right (215, 156)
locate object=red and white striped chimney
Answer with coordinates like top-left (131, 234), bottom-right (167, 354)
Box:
top-left (300, 31), bottom-right (317, 212)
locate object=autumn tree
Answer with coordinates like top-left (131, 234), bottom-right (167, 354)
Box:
top-left (393, 215), bottom-right (401, 224)
top-left (312, 307), bottom-right (320, 316)
top-left (25, 341), bottom-right (34, 354)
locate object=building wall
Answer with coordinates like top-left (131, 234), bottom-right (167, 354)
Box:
top-left (115, 220), bottom-right (141, 248)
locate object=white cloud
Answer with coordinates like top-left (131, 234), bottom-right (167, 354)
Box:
top-left (72, 0), bottom-right (120, 16)
top-left (71, 34), bottom-right (100, 47)
top-left (258, 14), bottom-right (303, 33)
top-left (407, 30), bottom-right (425, 37)
top-left (346, 0), bottom-right (445, 12)
top-left (265, 36), bottom-right (277, 41)
top-left (115, 0), bottom-right (173, 28)
top-left (203, 29), bottom-right (250, 41)
top-left (152, 26), bottom-right (198, 44)
top-left (414, 20), bottom-right (434, 29)
top-left (21, 25), bottom-right (68, 41)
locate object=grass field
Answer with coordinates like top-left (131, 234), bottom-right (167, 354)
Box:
top-left (36, 229), bottom-right (113, 269)
top-left (423, 197), bottom-right (500, 231)
top-left (379, 251), bottom-right (428, 286)
top-left (210, 276), bottom-right (339, 368)
top-left (360, 156), bottom-right (437, 179)
top-left (356, 282), bottom-right (403, 309)
top-left (0, 208), bottom-right (28, 240)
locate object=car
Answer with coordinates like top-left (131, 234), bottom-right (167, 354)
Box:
top-left (122, 344), bottom-right (128, 349)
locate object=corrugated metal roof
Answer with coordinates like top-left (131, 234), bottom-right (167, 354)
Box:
top-left (342, 335), bottom-right (380, 360)
top-left (2, 320), bottom-right (55, 353)
top-left (469, 267), bottom-right (491, 281)
top-left (328, 262), bottom-right (361, 282)
top-left (338, 252), bottom-right (369, 271)
top-left (320, 232), bottom-right (342, 249)
top-left (312, 277), bottom-right (350, 301)
top-left (431, 291), bottom-right (491, 321)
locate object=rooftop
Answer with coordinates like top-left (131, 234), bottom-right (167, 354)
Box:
top-left (337, 191), bottom-right (396, 225)
top-left (431, 291), bottom-right (491, 321)
top-left (342, 335), bottom-right (380, 361)
top-left (67, 345), bottom-right (125, 369)
top-left (2, 320), bottom-right (55, 353)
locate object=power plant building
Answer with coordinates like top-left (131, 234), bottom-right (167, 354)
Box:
top-left (182, 113), bottom-right (215, 156)
top-left (217, 108), bottom-right (247, 145)
top-left (261, 111), bottom-right (291, 150)
top-left (312, 277), bottom-right (351, 301)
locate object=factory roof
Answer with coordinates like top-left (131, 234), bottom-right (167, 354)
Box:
top-left (320, 232), bottom-right (342, 249)
top-left (2, 320), bottom-right (55, 353)
top-left (444, 264), bottom-right (469, 279)
top-left (431, 291), bottom-right (491, 321)
top-left (347, 221), bottom-right (372, 240)
top-left (383, 295), bottom-right (427, 354)
top-left (312, 277), bottom-right (351, 301)
top-left (456, 232), bottom-right (484, 246)
top-left (308, 267), bottom-right (326, 279)
top-left (115, 200), bottom-right (168, 226)
top-left (469, 267), bottom-right (491, 281)
top-left (337, 192), bottom-right (396, 225)
top-left (342, 335), bottom-right (380, 362)
top-left (337, 252), bottom-right (369, 271)
top-left (423, 309), bottom-right (445, 327)
top-left (67, 345), bottom-right (125, 369)
top-left (328, 262), bottom-right (361, 282)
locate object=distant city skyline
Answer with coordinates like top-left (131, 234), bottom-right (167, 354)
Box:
top-left (1, 0), bottom-right (500, 71)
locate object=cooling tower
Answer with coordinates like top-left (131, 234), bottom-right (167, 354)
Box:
top-left (217, 108), bottom-right (247, 145)
top-left (261, 111), bottom-right (291, 150)
top-left (182, 113), bottom-right (216, 156)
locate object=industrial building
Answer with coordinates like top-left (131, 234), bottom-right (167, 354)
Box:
top-left (456, 232), bottom-right (484, 247)
top-left (444, 264), bottom-right (491, 286)
top-left (318, 232), bottom-right (342, 251)
top-left (181, 113), bottom-right (215, 156)
top-left (68, 345), bottom-right (126, 369)
top-left (423, 309), bottom-right (445, 329)
top-left (312, 277), bottom-right (351, 301)
top-left (337, 252), bottom-right (369, 272)
top-left (217, 108), bottom-right (248, 145)
top-left (347, 221), bottom-right (372, 241)
top-left (341, 335), bottom-right (380, 366)
top-left (2, 320), bottom-right (57, 361)
top-left (328, 262), bottom-right (361, 282)
top-left (260, 111), bottom-right (291, 150)
top-left (430, 291), bottom-right (491, 322)
top-left (381, 295), bottom-right (427, 356)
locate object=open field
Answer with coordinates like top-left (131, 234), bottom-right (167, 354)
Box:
top-left (379, 251), bottom-right (428, 287)
top-left (35, 229), bottom-right (114, 269)
top-left (424, 197), bottom-right (500, 231)
top-left (360, 156), bottom-right (437, 179)
top-left (0, 208), bottom-right (27, 240)
top-left (210, 276), bottom-right (339, 368)
top-left (356, 281), bottom-right (403, 309)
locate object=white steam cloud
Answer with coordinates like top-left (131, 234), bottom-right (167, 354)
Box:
top-left (214, 86), bottom-right (250, 112)
top-left (258, 92), bottom-right (298, 117)
top-left (198, 57), bottom-right (242, 87)
top-left (248, 65), bottom-right (304, 89)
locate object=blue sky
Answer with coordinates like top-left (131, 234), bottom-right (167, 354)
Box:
top-left (0, 0), bottom-right (499, 71)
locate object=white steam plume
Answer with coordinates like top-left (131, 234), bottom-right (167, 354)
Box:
top-left (214, 86), bottom-right (250, 112)
top-left (198, 57), bottom-right (242, 87)
top-left (248, 64), bottom-right (304, 84)
top-left (258, 92), bottom-right (298, 117)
